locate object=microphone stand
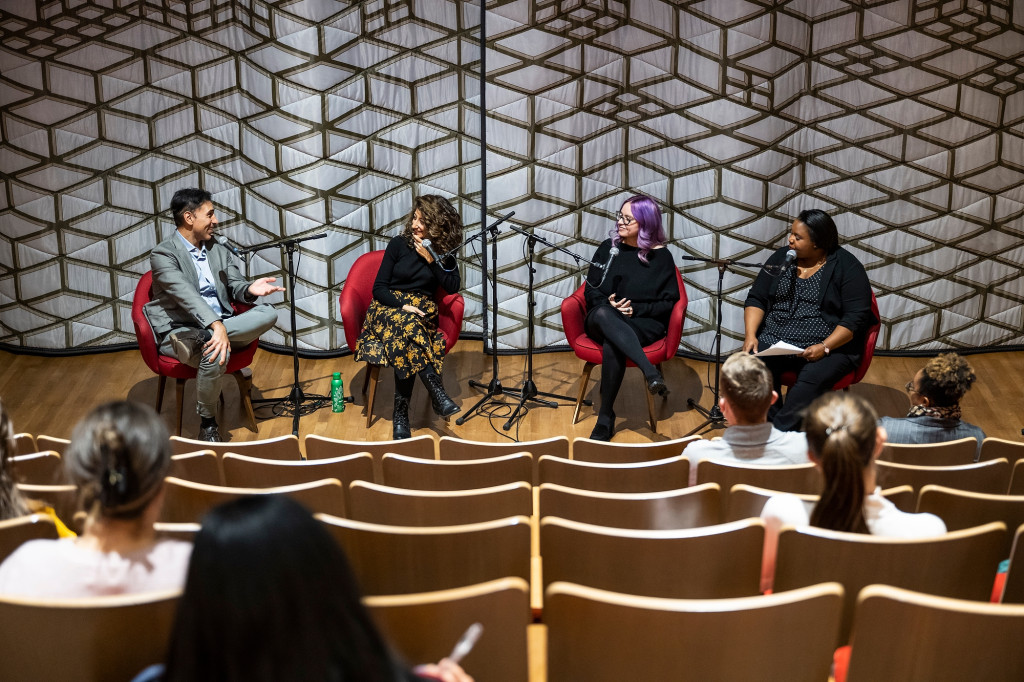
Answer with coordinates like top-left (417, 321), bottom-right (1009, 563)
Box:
top-left (457, 213), bottom-right (523, 425)
top-left (240, 232), bottom-right (337, 437)
top-left (682, 254), bottom-right (764, 436)
top-left (501, 224), bottom-right (600, 431)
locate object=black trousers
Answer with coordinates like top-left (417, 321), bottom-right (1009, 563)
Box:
top-left (585, 306), bottom-right (658, 420)
top-left (761, 352), bottom-right (858, 431)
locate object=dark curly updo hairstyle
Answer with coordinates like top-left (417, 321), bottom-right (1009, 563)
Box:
top-left (64, 401), bottom-right (171, 520)
top-left (919, 353), bottom-right (977, 407)
top-left (402, 195), bottom-right (463, 256)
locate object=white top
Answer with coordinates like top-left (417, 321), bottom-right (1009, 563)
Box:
top-left (759, 488), bottom-right (946, 591)
top-left (686, 423), bottom-right (810, 486)
top-left (0, 538), bottom-right (192, 598)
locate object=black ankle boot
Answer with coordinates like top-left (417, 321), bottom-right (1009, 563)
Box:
top-left (419, 370), bottom-right (459, 418)
top-left (589, 413), bottom-right (615, 441)
top-left (393, 393), bottom-right (411, 440)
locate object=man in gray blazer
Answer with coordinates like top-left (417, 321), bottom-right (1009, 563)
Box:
top-left (145, 188), bottom-right (283, 442)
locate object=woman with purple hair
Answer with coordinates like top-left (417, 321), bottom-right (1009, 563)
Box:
top-left (583, 194), bottom-right (679, 441)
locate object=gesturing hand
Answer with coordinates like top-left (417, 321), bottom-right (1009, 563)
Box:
top-left (248, 277), bottom-right (285, 298)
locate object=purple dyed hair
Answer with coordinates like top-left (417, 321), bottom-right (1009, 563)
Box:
top-left (611, 194), bottom-right (667, 263)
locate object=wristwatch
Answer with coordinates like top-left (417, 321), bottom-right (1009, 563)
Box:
top-left (821, 342), bottom-right (830, 355)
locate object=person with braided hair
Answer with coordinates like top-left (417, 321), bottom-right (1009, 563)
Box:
top-left (758, 392), bottom-right (946, 592)
top-left (880, 352), bottom-right (985, 460)
top-left (0, 401), bottom-right (190, 597)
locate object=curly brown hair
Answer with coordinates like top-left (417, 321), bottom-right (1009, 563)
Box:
top-left (919, 353), bottom-right (977, 407)
top-left (401, 195), bottom-right (463, 255)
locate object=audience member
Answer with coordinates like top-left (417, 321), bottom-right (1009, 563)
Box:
top-left (160, 495), bottom-right (472, 682)
top-left (0, 401), bottom-right (190, 597)
top-left (880, 353), bottom-right (985, 459)
top-left (686, 353), bottom-right (809, 484)
top-left (0, 397), bottom-right (75, 536)
top-left (759, 393), bottom-right (945, 591)
top-left (0, 397), bottom-right (30, 521)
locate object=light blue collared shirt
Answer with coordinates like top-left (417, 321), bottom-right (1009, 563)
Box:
top-left (177, 232), bottom-right (226, 318)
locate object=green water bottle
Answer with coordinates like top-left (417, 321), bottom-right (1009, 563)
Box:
top-left (331, 372), bottom-right (345, 412)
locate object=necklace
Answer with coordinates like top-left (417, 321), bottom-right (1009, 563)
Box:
top-left (798, 256), bottom-right (826, 270)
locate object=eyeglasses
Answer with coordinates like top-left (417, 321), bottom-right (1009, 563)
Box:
top-left (614, 212), bottom-right (636, 226)
top-left (904, 380), bottom-right (918, 394)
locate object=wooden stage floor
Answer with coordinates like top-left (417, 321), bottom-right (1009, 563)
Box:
top-left (3, 342), bottom-right (1022, 446)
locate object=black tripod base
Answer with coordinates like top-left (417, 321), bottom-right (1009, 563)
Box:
top-left (502, 380), bottom-right (574, 431)
top-left (457, 377), bottom-right (525, 425)
top-left (685, 397), bottom-right (729, 437)
top-left (252, 387), bottom-right (333, 437)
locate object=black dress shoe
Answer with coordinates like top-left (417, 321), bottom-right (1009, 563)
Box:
top-left (647, 375), bottom-right (669, 397)
top-left (169, 329), bottom-right (209, 363)
top-left (589, 420), bottom-right (614, 442)
top-left (393, 394), bottom-right (412, 440)
top-left (198, 422), bottom-right (222, 442)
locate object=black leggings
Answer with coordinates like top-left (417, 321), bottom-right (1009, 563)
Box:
top-left (585, 306), bottom-right (659, 419)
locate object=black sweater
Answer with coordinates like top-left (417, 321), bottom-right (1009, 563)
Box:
top-left (372, 236), bottom-right (461, 308)
top-left (585, 240), bottom-right (680, 345)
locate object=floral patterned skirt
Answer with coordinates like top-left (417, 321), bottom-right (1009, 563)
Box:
top-left (354, 290), bottom-right (446, 380)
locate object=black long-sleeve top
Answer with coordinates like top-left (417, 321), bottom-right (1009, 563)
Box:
top-left (744, 245), bottom-right (877, 356)
top-left (584, 239), bottom-right (680, 345)
top-left (372, 236), bottom-right (461, 307)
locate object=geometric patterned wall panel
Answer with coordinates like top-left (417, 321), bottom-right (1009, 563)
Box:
top-left (2, 0), bottom-right (1023, 357)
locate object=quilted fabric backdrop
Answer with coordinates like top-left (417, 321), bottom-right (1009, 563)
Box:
top-left (1, 0), bottom-right (1023, 357)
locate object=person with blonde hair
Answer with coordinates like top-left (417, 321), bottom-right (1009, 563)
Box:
top-left (881, 352), bottom-right (985, 459)
top-left (759, 392), bottom-right (945, 591)
top-left (685, 353), bottom-right (808, 484)
top-left (0, 401), bottom-right (190, 597)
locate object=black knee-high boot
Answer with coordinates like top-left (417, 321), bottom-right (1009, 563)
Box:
top-left (418, 368), bottom-right (459, 418)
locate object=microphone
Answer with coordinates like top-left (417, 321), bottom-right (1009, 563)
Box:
top-left (420, 238), bottom-right (442, 264)
top-left (602, 246), bottom-right (620, 270)
top-left (783, 248), bottom-right (797, 268)
top-left (597, 246), bottom-right (620, 286)
top-left (214, 235), bottom-right (244, 258)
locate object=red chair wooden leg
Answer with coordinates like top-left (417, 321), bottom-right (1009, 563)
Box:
top-left (232, 368), bottom-right (258, 433)
top-left (573, 362), bottom-right (596, 424)
top-left (365, 365), bottom-right (381, 428)
top-left (174, 378), bottom-right (187, 436)
top-left (155, 375), bottom-right (167, 414)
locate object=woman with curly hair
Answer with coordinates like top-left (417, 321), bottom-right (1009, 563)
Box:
top-left (583, 194), bottom-right (680, 441)
top-left (356, 195), bottom-right (463, 439)
top-left (880, 352), bottom-right (985, 459)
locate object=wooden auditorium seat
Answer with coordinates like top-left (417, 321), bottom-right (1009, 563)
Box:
top-left (773, 521), bottom-right (1007, 645)
top-left (879, 437), bottom-right (980, 466)
top-left (570, 435), bottom-right (700, 463)
top-left (545, 581), bottom-right (843, 681)
top-left (540, 517), bottom-right (764, 599)
top-left (316, 513), bottom-right (531, 596)
top-left (348, 481), bottom-right (532, 526)
top-left (365, 577), bottom-right (531, 682)
top-left (438, 435), bottom-right (569, 461)
top-left (846, 585), bottom-right (1024, 681)
top-left (7, 451), bottom-right (66, 485)
top-left (169, 434), bottom-right (302, 461)
top-left (538, 482), bottom-right (721, 530)
top-left (875, 458), bottom-right (1011, 495)
top-left (380, 452), bottom-right (532, 491)
top-left (537, 454), bottom-right (689, 493)
top-left (160, 476), bottom-right (345, 523)
top-left (168, 450), bottom-right (223, 486)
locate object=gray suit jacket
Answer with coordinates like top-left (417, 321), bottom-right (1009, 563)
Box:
top-left (145, 234), bottom-right (252, 342)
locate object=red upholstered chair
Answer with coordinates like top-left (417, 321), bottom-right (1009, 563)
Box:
top-left (131, 271), bottom-right (259, 436)
top-left (560, 267), bottom-right (687, 433)
top-left (340, 250), bottom-right (465, 428)
top-left (780, 291), bottom-right (881, 391)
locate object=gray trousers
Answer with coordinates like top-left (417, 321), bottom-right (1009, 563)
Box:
top-left (158, 304), bottom-right (277, 419)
